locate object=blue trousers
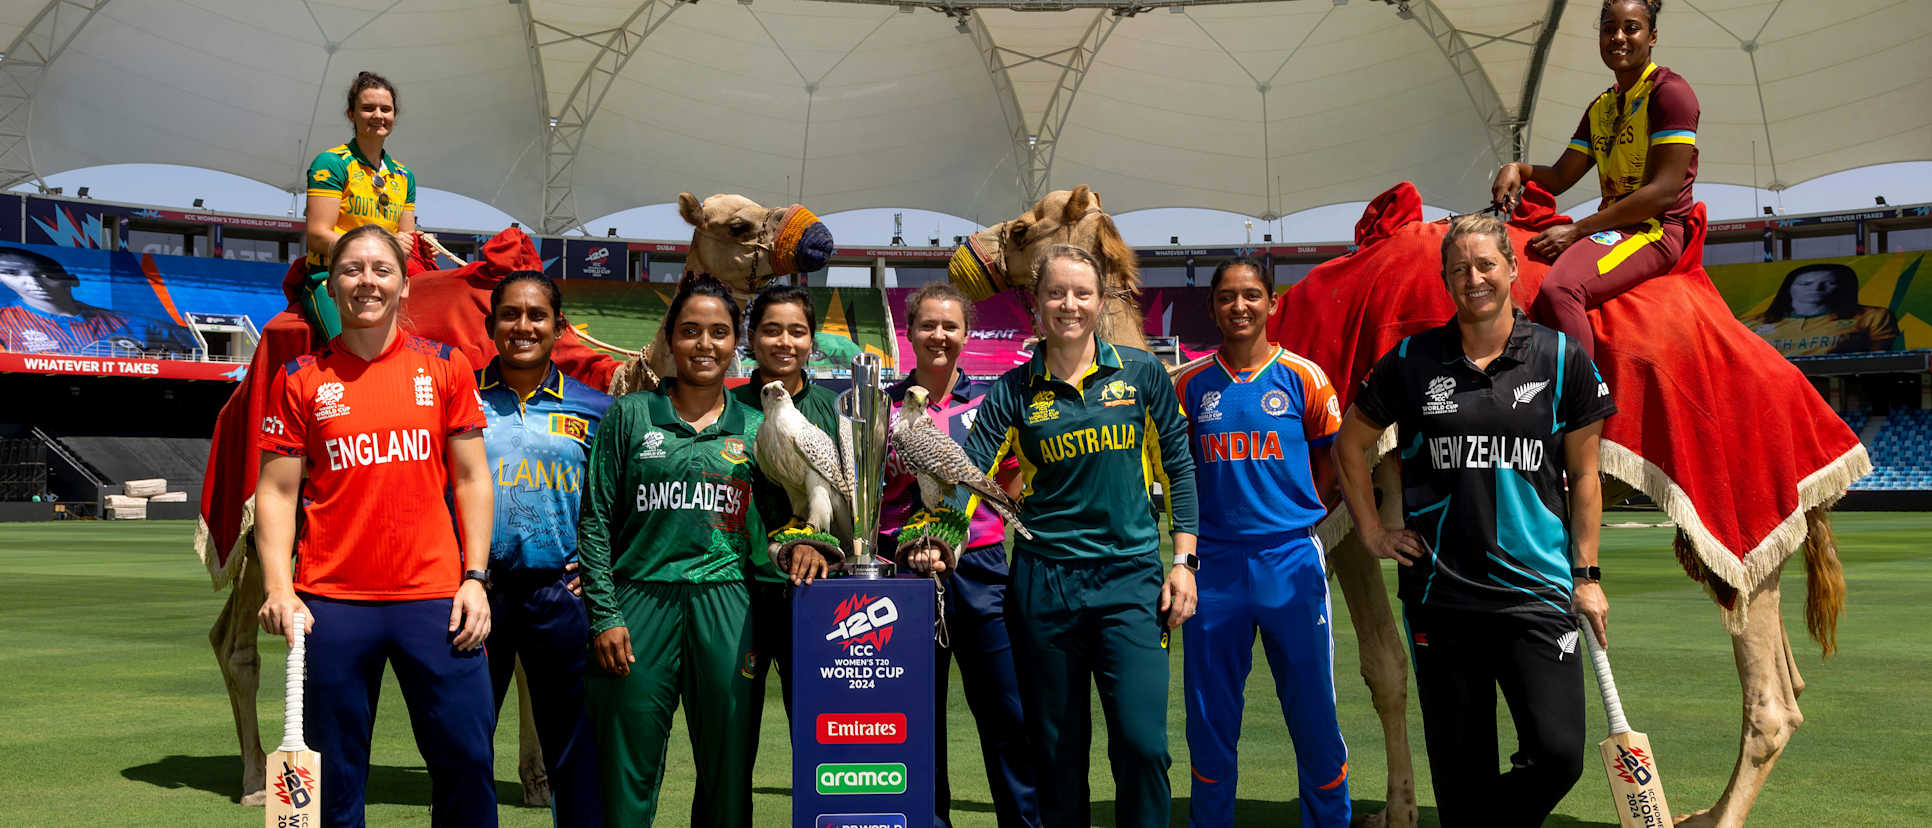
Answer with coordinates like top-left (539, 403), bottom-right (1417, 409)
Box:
top-left (302, 595), bottom-right (497, 828)
top-left (1183, 533), bottom-right (1350, 828)
top-left (486, 569), bottom-right (603, 827)
top-left (934, 543), bottom-right (1041, 828)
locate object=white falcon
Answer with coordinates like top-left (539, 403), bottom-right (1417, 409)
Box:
top-left (890, 385), bottom-right (1032, 540)
top-left (753, 381), bottom-right (854, 542)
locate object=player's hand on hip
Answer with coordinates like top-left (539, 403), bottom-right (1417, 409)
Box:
top-left (1364, 527), bottom-right (1427, 566)
top-left (1160, 564), bottom-right (1197, 630)
top-left (594, 627), bottom-right (634, 677)
top-left (1574, 579), bottom-right (1609, 649)
top-left (563, 561), bottom-right (583, 597)
top-left (258, 588), bottom-right (312, 645)
top-left (449, 580), bottom-right (491, 650)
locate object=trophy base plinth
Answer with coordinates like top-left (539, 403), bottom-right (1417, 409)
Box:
top-left (841, 560), bottom-right (897, 579)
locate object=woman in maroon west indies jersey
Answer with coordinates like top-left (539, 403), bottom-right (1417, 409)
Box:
top-left (1490, 0), bottom-right (1699, 362)
top-left (255, 224), bottom-right (499, 827)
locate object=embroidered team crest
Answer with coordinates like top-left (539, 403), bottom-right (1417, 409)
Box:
top-left (1557, 629), bottom-right (1580, 658)
top-left (1100, 380), bottom-right (1138, 406)
top-left (312, 168), bottom-right (331, 183)
top-left (413, 370), bottom-right (435, 407)
top-left (1512, 379), bottom-right (1551, 408)
top-left (550, 413), bottom-right (590, 443)
top-left (1423, 375), bottom-right (1457, 416)
top-left (720, 437), bottom-right (749, 464)
top-left (1261, 389), bottom-right (1290, 416)
top-left (1589, 230), bottom-right (1623, 246)
top-left (315, 382), bottom-right (351, 420)
top-left (1027, 390), bottom-right (1059, 424)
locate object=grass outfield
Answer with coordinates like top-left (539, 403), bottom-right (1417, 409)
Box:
top-left (0, 516), bottom-right (1926, 826)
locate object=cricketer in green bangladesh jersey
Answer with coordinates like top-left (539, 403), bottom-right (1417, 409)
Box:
top-left (962, 339), bottom-right (1199, 560)
top-left (577, 380), bottom-right (767, 636)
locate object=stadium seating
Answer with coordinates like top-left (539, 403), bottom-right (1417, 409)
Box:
top-left (1851, 406), bottom-right (1932, 491)
top-left (50, 434), bottom-right (211, 504)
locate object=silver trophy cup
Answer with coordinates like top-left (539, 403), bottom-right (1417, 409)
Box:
top-left (837, 352), bottom-right (894, 578)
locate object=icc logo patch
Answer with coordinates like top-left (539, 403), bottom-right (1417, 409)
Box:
top-left (549, 413), bottom-right (589, 443)
top-left (637, 430), bottom-right (667, 460)
top-left (1027, 390), bottom-right (1059, 424)
top-left (1261, 389), bottom-right (1290, 416)
top-left (826, 594), bottom-right (898, 653)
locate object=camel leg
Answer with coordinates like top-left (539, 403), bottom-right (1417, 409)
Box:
top-left (211, 545), bottom-right (266, 806)
top-left (1330, 460), bottom-right (1416, 828)
top-left (516, 660), bottom-right (551, 807)
top-left (1675, 568), bottom-right (1802, 828)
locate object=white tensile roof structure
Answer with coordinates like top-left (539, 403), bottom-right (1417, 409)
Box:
top-left (2, 0), bottom-right (1927, 233)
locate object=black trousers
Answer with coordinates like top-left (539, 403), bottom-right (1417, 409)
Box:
top-left (1404, 604), bottom-right (1585, 828)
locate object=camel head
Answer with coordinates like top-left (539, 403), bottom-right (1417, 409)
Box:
top-left (677, 192), bottom-right (835, 295)
top-left (949, 186), bottom-right (1148, 351)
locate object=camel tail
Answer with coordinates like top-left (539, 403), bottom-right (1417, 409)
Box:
top-left (1802, 507), bottom-right (1845, 658)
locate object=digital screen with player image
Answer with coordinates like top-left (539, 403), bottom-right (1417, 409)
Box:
top-left (0, 242), bottom-right (287, 360)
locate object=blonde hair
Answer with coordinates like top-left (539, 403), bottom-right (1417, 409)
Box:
top-left (1440, 214), bottom-right (1516, 273)
top-left (1030, 244), bottom-right (1105, 296)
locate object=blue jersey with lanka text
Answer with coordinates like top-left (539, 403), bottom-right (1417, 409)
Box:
top-left (479, 359), bottom-right (612, 571)
top-left (1176, 347), bottom-right (1343, 543)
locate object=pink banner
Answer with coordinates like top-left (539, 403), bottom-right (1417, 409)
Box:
top-left (888, 289), bottom-right (1034, 378)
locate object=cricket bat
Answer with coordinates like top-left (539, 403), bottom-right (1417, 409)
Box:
top-left (266, 612), bottom-right (321, 827)
top-left (1583, 625), bottom-right (1671, 828)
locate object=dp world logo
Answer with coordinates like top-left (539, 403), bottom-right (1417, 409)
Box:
top-left (816, 763), bottom-right (908, 796)
top-left (826, 593), bottom-right (898, 653)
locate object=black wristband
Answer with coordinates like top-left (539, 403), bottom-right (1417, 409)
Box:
top-left (1571, 565), bottom-right (1601, 581)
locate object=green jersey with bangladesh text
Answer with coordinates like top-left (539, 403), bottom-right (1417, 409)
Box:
top-left (578, 381), bottom-right (767, 635)
top-left (731, 372), bottom-right (843, 583)
top-left (962, 339), bottom-right (1198, 562)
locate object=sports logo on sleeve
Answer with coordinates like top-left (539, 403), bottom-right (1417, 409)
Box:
top-left (314, 382), bottom-right (351, 421)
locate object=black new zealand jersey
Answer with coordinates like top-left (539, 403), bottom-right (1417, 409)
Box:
top-left (1355, 311), bottom-right (1616, 616)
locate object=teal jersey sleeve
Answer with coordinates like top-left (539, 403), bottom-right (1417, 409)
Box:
top-left (1143, 357), bottom-right (1198, 536)
top-left (305, 150), bottom-right (348, 197)
top-left (963, 371), bottom-right (1021, 476)
top-left (578, 394), bottom-right (631, 636)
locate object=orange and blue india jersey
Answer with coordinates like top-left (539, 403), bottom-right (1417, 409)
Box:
top-left (305, 141), bottom-right (417, 269)
top-left (1176, 347), bottom-right (1342, 542)
top-left (1568, 62), bottom-right (1699, 225)
top-left (258, 333), bottom-right (487, 601)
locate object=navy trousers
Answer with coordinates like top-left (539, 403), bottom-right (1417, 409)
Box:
top-left (486, 569), bottom-right (603, 827)
top-left (935, 543), bottom-right (1041, 828)
top-left (301, 595), bottom-right (497, 828)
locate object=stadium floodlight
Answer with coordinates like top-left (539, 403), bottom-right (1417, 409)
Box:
top-left (1170, 235), bottom-right (1179, 245)
top-left (929, 237), bottom-right (940, 246)
top-left (76, 187), bottom-right (89, 198)
top-left (1763, 207), bottom-right (1775, 215)
top-left (607, 227), bottom-right (618, 237)
top-left (1875, 196), bottom-right (1887, 206)
top-left (1395, 1), bottom-right (1413, 20)
top-left (1263, 233), bottom-right (1273, 242)
top-left (955, 17), bottom-right (970, 33)
top-left (193, 198), bottom-right (204, 207)
top-left (954, 235), bottom-right (965, 245)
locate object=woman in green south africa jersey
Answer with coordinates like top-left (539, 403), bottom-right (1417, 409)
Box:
top-left (577, 276), bottom-right (765, 827)
top-left (301, 71), bottom-right (418, 339)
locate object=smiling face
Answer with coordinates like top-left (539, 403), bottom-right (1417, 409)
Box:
top-left (1600, 0), bottom-right (1657, 76)
top-left (1443, 233), bottom-right (1517, 324)
top-left (750, 299), bottom-right (813, 384)
top-left (1789, 270), bottom-right (1841, 314)
top-left (669, 294), bottom-right (736, 387)
top-left (490, 280), bottom-right (559, 372)
top-left (1210, 264), bottom-right (1271, 345)
top-left (327, 235), bottom-right (408, 330)
top-left (909, 296), bottom-right (967, 376)
top-left (348, 87), bottom-right (396, 143)
top-left (1034, 256), bottom-right (1102, 350)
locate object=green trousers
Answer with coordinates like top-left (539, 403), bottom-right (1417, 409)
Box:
top-left (298, 267), bottom-right (343, 340)
top-left (585, 580), bottom-right (755, 827)
top-left (1009, 552), bottom-right (1172, 828)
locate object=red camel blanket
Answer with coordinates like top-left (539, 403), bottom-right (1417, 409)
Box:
top-left (1271, 182), bottom-right (1869, 594)
top-left (195, 228), bottom-right (626, 586)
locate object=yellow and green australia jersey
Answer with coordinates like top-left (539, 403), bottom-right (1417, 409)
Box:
top-left (304, 141), bottom-right (417, 269)
top-left (962, 339), bottom-right (1199, 562)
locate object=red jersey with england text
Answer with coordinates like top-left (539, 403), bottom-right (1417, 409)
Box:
top-left (258, 333), bottom-right (488, 600)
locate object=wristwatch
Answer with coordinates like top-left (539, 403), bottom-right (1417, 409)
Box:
top-left (464, 569), bottom-right (492, 589)
top-left (1571, 565), bottom-right (1601, 582)
top-left (1174, 552), bottom-right (1201, 572)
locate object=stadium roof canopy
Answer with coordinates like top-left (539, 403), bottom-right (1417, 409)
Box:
top-left (2, 0), bottom-right (1927, 233)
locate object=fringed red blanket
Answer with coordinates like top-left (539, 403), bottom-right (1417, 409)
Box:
top-left (1271, 181), bottom-right (1869, 597)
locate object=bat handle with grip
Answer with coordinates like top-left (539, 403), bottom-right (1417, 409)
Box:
top-left (278, 611), bottom-right (308, 753)
top-left (1583, 624), bottom-right (1631, 736)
